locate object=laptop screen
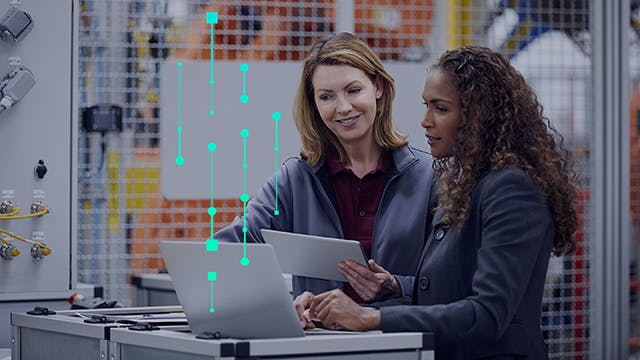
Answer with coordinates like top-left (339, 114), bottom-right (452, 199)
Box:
top-left (160, 241), bottom-right (304, 339)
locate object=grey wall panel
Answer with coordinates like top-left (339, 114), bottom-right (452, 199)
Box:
top-left (0, 0), bottom-right (75, 293)
top-left (159, 60), bottom-right (428, 199)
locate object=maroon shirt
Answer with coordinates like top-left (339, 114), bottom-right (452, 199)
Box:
top-left (325, 146), bottom-right (392, 304)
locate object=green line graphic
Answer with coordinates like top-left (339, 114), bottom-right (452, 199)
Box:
top-left (240, 129), bottom-right (250, 267)
top-left (272, 112), bottom-right (281, 215)
top-left (207, 142), bottom-right (218, 252)
top-left (176, 62), bottom-right (184, 166)
top-left (207, 12), bottom-right (218, 116)
top-left (240, 63), bottom-right (249, 103)
top-left (208, 271), bottom-right (217, 313)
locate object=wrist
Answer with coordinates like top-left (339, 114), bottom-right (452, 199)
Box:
top-left (391, 276), bottom-right (402, 298)
top-left (361, 308), bottom-right (381, 331)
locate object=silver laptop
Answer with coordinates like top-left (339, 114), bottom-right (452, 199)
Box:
top-left (160, 241), bottom-right (304, 339)
top-left (260, 229), bottom-right (368, 282)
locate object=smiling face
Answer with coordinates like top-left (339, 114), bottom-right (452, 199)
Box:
top-left (420, 68), bottom-right (462, 159)
top-left (312, 64), bottom-right (383, 149)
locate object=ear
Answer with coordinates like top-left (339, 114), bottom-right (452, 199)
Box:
top-left (374, 76), bottom-right (383, 99)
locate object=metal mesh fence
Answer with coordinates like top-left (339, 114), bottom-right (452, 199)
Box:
top-left (76, 1), bottom-right (601, 357)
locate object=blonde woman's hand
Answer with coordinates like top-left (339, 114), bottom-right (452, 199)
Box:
top-left (309, 289), bottom-right (381, 331)
top-left (292, 291), bottom-right (316, 329)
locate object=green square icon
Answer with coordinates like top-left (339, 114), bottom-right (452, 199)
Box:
top-left (206, 239), bottom-right (218, 252)
top-left (206, 12), bottom-right (218, 24)
top-left (208, 272), bottom-right (217, 281)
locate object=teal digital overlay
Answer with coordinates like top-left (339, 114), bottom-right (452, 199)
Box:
top-left (208, 271), bottom-right (217, 313)
top-left (207, 12), bottom-right (218, 116)
top-left (273, 112), bottom-right (281, 215)
top-left (207, 142), bottom-right (218, 244)
top-left (176, 62), bottom-right (184, 166)
top-left (240, 129), bottom-right (250, 266)
top-left (240, 63), bottom-right (249, 103)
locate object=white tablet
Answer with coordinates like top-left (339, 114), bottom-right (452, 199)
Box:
top-left (260, 229), bottom-right (369, 282)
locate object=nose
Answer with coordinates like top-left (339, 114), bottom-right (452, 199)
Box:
top-left (421, 108), bottom-right (432, 129)
top-left (336, 95), bottom-right (353, 114)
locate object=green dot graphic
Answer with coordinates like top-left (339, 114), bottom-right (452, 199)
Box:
top-left (240, 129), bottom-right (249, 138)
top-left (210, 307), bottom-right (215, 313)
top-left (206, 239), bottom-right (218, 251)
top-left (209, 110), bottom-right (215, 116)
top-left (272, 112), bottom-right (281, 121)
top-left (177, 62), bottom-right (183, 67)
top-left (240, 94), bottom-right (248, 103)
top-left (240, 63), bottom-right (249, 72)
top-left (208, 207), bottom-right (217, 216)
top-left (240, 257), bottom-right (250, 266)
top-left (208, 142), bottom-right (217, 152)
top-left (240, 193), bottom-right (249, 202)
top-left (206, 12), bottom-right (219, 24)
top-left (175, 156), bottom-right (184, 166)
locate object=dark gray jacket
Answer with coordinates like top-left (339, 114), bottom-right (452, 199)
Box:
top-left (381, 167), bottom-right (554, 359)
top-left (215, 145), bottom-right (434, 298)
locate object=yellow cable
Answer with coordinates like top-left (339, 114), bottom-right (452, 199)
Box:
top-left (0, 227), bottom-right (51, 255)
top-left (0, 207), bottom-right (50, 220)
top-left (0, 207), bottom-right (21, 217)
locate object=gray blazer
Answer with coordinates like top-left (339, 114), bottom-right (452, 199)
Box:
top-left (381, 167), bottom-right (554, 359)
top-left (215, 145), bottom-right (434, 298)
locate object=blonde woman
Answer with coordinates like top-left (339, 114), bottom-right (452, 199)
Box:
top-left (216, 32), bottom-right (434, 302)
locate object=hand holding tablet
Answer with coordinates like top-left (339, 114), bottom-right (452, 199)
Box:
top-left (260, 229), bottom-right (368, 282)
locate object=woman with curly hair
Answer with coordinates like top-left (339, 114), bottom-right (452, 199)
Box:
top-left (296, 46), bottom-right (578, 359)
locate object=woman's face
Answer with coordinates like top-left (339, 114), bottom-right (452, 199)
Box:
top-left (312, 64), bottom-right (382, 149)
top-left (420, 68), bottom-right (462, 159)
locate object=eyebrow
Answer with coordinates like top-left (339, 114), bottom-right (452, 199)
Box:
top-left (315, 80), bottom-right (362, 93)
top-left (422, 96), bottom-right (453, 104)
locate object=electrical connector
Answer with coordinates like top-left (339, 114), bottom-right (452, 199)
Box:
top-left (0, 200), bottom-right (17, 215)
top-left (0, 66), bottom-right (35, 114)
top-left (30, 201), bottom-right (46, 214)
top-left (0, 241), bottom-right (19, 260)
top-left (30, 243), bottom-right (51, 259)
top-left (0, 7), bottom-right (34, 43)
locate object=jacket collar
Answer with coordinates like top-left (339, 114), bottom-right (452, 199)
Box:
top-left (305, 145), bottom-right (420, 176)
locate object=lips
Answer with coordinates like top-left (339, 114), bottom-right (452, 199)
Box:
top-left (425, 134), bottom-right (441, 144)
top-left (336, 114), bottom-right (362, 125)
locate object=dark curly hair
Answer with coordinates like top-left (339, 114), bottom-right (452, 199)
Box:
top-left (431, 46), bottom-right (578, 256)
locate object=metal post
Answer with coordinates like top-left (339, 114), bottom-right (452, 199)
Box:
top-left (591, 0), bottom-right (631, 358)
top-left (334, 0), bottom-right (354, 33)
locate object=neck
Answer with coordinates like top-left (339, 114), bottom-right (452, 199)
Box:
top-left (342, 140), bottom-right (383, 178)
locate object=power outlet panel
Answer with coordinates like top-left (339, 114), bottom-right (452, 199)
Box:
top-left (0, 0), bottom-right (76, 294)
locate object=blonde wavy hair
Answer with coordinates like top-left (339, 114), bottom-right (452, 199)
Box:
top-left (292, 32), bottom-right (407, 166)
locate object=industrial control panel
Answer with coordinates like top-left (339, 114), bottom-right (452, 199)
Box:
top-left (0, 0), bottom-right (76, 295)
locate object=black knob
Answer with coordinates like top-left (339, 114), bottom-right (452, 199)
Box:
top-left (35, 160), bottom-right (47, 179)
